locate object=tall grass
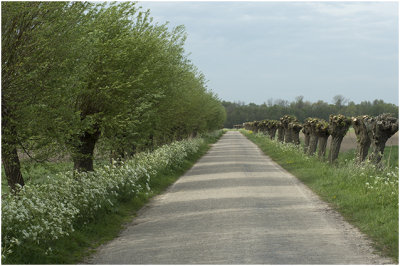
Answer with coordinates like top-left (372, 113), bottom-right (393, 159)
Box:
top-left (242, 130), bottom-right (398, 261)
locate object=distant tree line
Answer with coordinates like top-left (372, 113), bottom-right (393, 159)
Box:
top-left (223, 95), bottom-right (398, 128)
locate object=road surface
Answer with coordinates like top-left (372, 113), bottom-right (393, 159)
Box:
top-left (87, 131), bottom-right (392, 264)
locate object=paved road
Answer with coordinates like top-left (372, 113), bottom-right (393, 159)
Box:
top-left (88, 131), bottom-right (392, 264)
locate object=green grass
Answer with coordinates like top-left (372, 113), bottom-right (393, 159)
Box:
top-left (241, 130), bottom-right (398, 262)
top-left (3, 131), bottom-right (225, 264)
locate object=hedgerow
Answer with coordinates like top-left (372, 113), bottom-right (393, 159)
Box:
top-left (1, 137), bottom-right (204, 261)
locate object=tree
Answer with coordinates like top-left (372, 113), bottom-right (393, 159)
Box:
top-left (302, 119), bottom-right (312, 154)
top-left (352, 115), bottom-right (372, 163)
top-left (307, 118), bottom-right (319, 156)
top-left (364, 114), bottom-right (398, 166)
top-left (289, 121), bottom-right (302, 145)
top-left (266, 120), bottom-right (279, 140)
top-left (315, 120), bottom-right (330, 159)
top-left (277, 122), bottom-right (285, 142)
top-left (1, 2), bottom-right (88, 190)
top-left (280, 115), bottom-right (297, 143)
top-left (328, 114), bottom-right (351, 163)
top-left (68, 3), bottom-right (198, 171)
top-left (333, 95), bottom-right (348, 111)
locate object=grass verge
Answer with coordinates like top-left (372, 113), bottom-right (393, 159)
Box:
top-left (4, 131), bottom-right (225, 264)
top-left (241, 129), bottom-right (398, 262)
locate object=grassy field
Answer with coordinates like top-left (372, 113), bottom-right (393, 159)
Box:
top-left (242, 130), bottom-right (398, 262)
top-left (2, 131), bottom-right (225, 264)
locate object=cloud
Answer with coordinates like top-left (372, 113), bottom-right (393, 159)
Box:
top-left (136, 1), bottom-right (398, 105)
top-left (307, 2), bottom-right (397, 18)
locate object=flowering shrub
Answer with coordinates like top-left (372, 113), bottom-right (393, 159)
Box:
top-left (1, 137), bottom-right (204, 260)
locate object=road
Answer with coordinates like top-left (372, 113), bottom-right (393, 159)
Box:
top-left (87, 131), bottom-right (392, 264)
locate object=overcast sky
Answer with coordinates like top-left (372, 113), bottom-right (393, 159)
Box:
top-left (137, 1), bottom-right (399, 105)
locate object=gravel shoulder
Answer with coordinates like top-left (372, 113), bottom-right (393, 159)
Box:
top-left (86, 131), bottom-right (393, 264)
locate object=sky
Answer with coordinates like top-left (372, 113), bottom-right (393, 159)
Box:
top-left (137, 1), bottom-right (399, 105)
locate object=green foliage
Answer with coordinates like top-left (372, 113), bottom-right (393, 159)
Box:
top-left (242, 130), bottom-right (398, 261)
top-left (2, 1), bottom-right (89, 157)
top-left (2, 1), bottom-right (226, 186)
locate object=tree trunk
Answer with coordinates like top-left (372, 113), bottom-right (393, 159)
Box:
top-left (317, 135), bottom-right (329, 159)
top-left (352, 116), bottom-right (371, 163)
top-left (328, 115), bottom-right (351, 163)
top-left (328, 136), bottom-right (344, 163)
top-left (303, 133), bottom-right (310, 153)
top-left (357, 138), bottom-right (371, 163)
top-left (277, 126), bottom-right (285, 142)
top-left (2, 144), bottom-right (25, 191)
top-left (366, 114), bottom-right (398, 166)
top-left (280, 115), bottom-right (297, 143)
top-left (73, 126), bottom-right (101, 172)
top-left (302, 119), bottom-right (313, 154)
top-left (315, 121), bottom-right (330, 159)
top-left (369, 139), bottom-right (387, 166)
top-left (292, 133), bottom-right (300, 145)
top-left (290, 123), bottom-right (302, 145)
top-left (269, 128), bottom-right (277, 140)
top-left (1, 103), bottom-right (25, 191)
top-left (191, 130), bottom-right (198, 138)
top-left (284, 128), bottom-right (292, 143)
top-left (308, 134), bottom-right (318, 155)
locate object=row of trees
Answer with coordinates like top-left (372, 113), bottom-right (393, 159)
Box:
top-left (242, 113), bottom-right (398, 166)
top-left (2, 2), bottom-right (226, 191)
top-left (224, 96), bottom-right (398, 128)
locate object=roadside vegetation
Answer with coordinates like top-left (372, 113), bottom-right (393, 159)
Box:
top-left (2, 1), bottom-right (226, 191)
top-left (2, 130), bottom-right (225, 264)
top-left (2, 2), bottom-right (226, 264)
top-left (241, 129), bottom-right (398, 261)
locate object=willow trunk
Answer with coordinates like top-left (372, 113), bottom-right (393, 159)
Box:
top-left (277, 127), bottom-right (285, 142)
top-left (308, 134), bottom-right (318, 155)
top-left (73, 127), bottom-right (101, 172)
top-left (284, 128), bottom-right (292, 143)
top-left (269, 128), bottom-right (277, 140)
top-left (353, 122), bottom-right (371, 163)
top-left (357, 139), bottom-right (371, 163)
top-left (328, 136), bottom-right (344, 163)
top-left (1, 104), bottom-right (25, 191)
top-left (303, 133), bottom-right (310, 153)
top-left (292, 130), bottom-right (301, 145)
top-left (317, 136), bottom-right (329, 159)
